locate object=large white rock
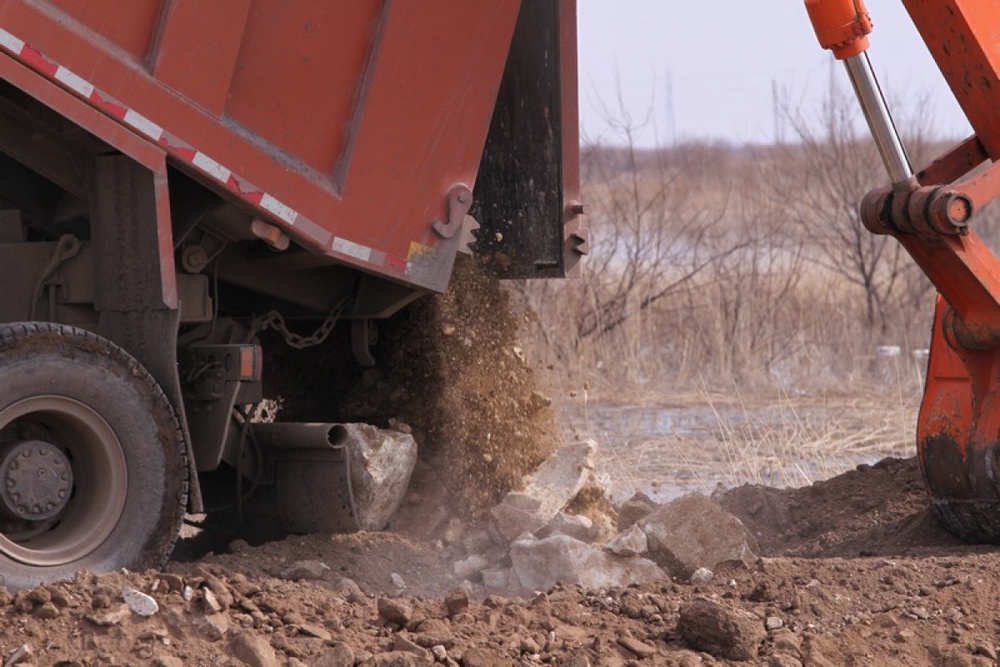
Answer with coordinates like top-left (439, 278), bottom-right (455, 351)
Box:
top-left (640, 493), bottom-right (758, 581)
top-left (605, 524), bottom-right (648, 557)
top-left (509, 534), bottom-right (666, 592)
top-left (341, 423), bottom-right (418, 531)
top-left (489, 441), bottom-right (596, 544)
top-left (538, 511), bottom-right (596, 542)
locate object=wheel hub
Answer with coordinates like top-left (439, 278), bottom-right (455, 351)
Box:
top-left (0, 441), bottom-right (73, 521)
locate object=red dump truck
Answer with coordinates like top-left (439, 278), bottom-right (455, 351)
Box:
top-left (0, 0), bottom-right (583, 589)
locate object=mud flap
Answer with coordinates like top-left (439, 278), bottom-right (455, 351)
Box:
top-left (472, 0), bottom-right (584, 279)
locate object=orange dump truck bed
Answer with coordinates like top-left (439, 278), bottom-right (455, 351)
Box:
top-left (0, 0), bottom-right (580, 292)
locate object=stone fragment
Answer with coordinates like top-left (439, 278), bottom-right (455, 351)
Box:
top-left (156, 574), bottom-right (184, 593)
top-left (392, 634), bottom-right (431, 661)
top-left (196, 612), bottom-right (230, 641)
top-left (359, 652), bottom-right (420, 666)
top-left (461, 648), bottom-right (506, 667)
top-left (280, 560), bottom-right (330, 582)
top-left (772, 631), bottom-right (802, 653)
top-left (3, 644), bottom-right (30, 667)
top-left (677, 598), bottom-right (766, 661)
top-left (488, 500), bottom-right (548, 545)
top-left (690, 567), bottom-right (714, 583)
top-left (617, 492), bottom-right (658, 531)
top-left (342, 423), bottom-right (419, 531)
top-left (770, 655), bottom-right (804, 667)
top-left (452, 554), bottom-right (488, 580)
top-left (152, 658), bottom-right (184, 667)
top-left (431, 645), bottom-right (448, 661)
top-left (203, 588), bottom-right (223, 613)
top-left (766, 616), bottom-right (785, 631)
top-left (389, 573), bottom-right (406, 589)
top-left (414, 618), bottom-right (454, 648)
top-left (444, 590), bottom-right (469, 617)
top-left (193, 568), bottom-right (235, 609)
top-left (377, 597), bottom-right (413, 627)
top-left (640, 493), bottom-right (758, 580)
top-left (510, 534), bottom-right (666, 591)
top-left (605, 525), bottom-right (648, 557)
top-left (32, 602), bottom-right (60, 619)
top-left (122, 588), bottom-right (158, 617)
top-left (85, 603), bottom-right (131, 627)
top-left (298, 623), bottom-right (332, 641)
top-left (481, 568), bottom-right (512, 591)
top-left (488, 442), bottom-right (596, 544)
top-left (230, 632), bottom-right (279, 667)
top-left (616, 636), bottom-right (656, 659)
top-left (538, 512), bottom-right (595, 542)
top-left (311, 642), bottom-right (355, 667)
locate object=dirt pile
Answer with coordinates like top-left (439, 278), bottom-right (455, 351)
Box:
top-left (1, 455), bottom-right (999, 666)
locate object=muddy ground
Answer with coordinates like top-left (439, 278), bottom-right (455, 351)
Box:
top-left (1, 457), bottom-right (998, 666)
top-left (3, 260), bottom-right (999, 666)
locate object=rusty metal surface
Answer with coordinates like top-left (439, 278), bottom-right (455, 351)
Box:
top-left (0, 0), bottom-right (524, 292)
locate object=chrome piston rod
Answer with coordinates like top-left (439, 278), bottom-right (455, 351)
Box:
top-left (843, 51), bottom-right (915, 188)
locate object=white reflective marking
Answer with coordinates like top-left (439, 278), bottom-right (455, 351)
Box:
top-left (193, 151), bottom-right (231, 183)
top-left (0, 28), bottom-right (25, 55)
top-left (55, 66), bottom-right (94, 98)
top-left (332, 237), bottom-right (372, 262)
top-left (123, 109), bottom-right (164, 141)
top-left (260, 193), bottom-right (297, 224)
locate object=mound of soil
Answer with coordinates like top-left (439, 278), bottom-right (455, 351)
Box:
top-left (2, 455), bottom-right (999, 666)
top-left (719, 456), bottom-right (968, 558)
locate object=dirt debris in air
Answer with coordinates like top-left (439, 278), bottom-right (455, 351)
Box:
top-left (3, 456), bottom-right (1000, 665)
top-left (265, 254), bottom-right (556, 519)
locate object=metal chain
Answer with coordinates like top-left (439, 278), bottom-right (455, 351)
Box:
top-left (250, 298), bottom-right (348, 350)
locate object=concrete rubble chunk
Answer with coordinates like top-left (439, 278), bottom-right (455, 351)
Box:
top-left (452, 554), bottom-right (488, 580)
top-left (85, 603), bottom-right (131, 627)
top-left (3, 644), bottom-right (30, 667)
top-left (677, 598), bottom-right (766, 661)
top-left (510, 534), bottom-right (666, 592)
top-left (230, 631), bottom-right (279, 667)
top-left (445, 590), bottom-right (469, 617)
top-left (617, 491), bottom-right (659, 531)
top-left (640, 493), bottom-right (759, 581)
top-left (489, 441), bottom-right (596, 544)
top-left (538, 511), bottom-right (595, 542)
top-left (280, 560), bottom-right (330, 581)
top-left (311, 642), bottom-right (355, 667)
top-left (377, 597), bottom-right (413, 627)
top-left (342, 423), bottom-right (419, 531)
top-left (605, 524), bottom-right (648, 557)
top-left (122, 587), bottom-right (159, 617)
top-left (690, 567), bottom-right (714, 583)
top-left (617, 636), bottom-right (656, 659)
top-left (196, 612), bottom-right (230, 641)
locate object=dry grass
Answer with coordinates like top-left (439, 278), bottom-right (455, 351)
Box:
top-left (512, 137), bottom-right (951, 494)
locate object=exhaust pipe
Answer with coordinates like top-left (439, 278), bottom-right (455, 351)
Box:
top-left (251, 422), bottom-right (417, 533)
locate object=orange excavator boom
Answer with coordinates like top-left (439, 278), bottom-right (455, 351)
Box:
top-left (806, 0), bottom-right (1000, 542)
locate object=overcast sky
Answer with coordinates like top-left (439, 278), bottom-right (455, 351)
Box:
top-left (576, 0), bottom-right (972, 147)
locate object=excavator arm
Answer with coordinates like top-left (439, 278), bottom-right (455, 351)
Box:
top-left (806, 0), bottom-right (1000, 542)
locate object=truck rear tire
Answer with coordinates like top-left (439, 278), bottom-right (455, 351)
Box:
top-left (0, 323), bottom-right (187, 590)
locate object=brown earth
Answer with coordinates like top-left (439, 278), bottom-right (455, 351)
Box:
top-left (4, 265), bottom-right (1000, 665)
top-left (3, 457), bottom-right (1000, 666)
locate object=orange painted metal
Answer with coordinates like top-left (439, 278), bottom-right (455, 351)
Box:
top-left (839, 0), bottom-right (1000, 539)
top-left (804, 0), bottom-right (872, 59)
top-left (903, 0), bottom-right (1000, 160)
top-left (0, 0), bottom-right (543, 293)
